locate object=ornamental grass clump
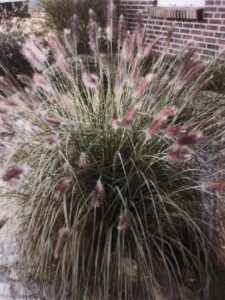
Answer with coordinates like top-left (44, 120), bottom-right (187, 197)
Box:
top-left (1, 2), bottom-right (225, 299)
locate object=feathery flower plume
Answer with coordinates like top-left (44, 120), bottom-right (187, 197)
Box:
top-left (7, 93), bottom-right (25, 110)
top-left (90, 179), bottom-right (106, 208)
top-left (123, 104), bottom-right (140, 126)
top-left (99, 54), bottom-right (110, 78)
top-left (106, 0), bottom-right (116, 42)
top-left (117, 15), bottom-right (126, 50)
top-left (136, 11), bottom-right (146, 56)
top-left (0, 216), bottom-right (8, 230)
top-left (64, 14), bottom-right (79, 56)
top-left (70, 14), bottom-right (79, 55)
top-left (48, 33), bottom-right (66, 60)
top-left (188, 78), bottom-right (211, 100)
top-left (63, 163), bottom-right (74, 179)
top-left (54, 178), bottom-right (72, 199)
top-left (128, 57), bottom-right (140, 87)
top-left (142, 36), bottom-right (162, 58)
top-left (167, 145), bottom-right (193, 163)
top-left (17, 74), bottom-right (33, 86)
top-left (5, 97), bottom-right (19, 107)
top-left (204, 182), bottom-right (225, 191)
top-left (89, 7), bottom-right (96, 20)
top-left (0, 77), bottom-right (16, 94)
top-left (22, 37), bottom-right (47, 71)
top-left (121, 31), bottom-right (135, 62)
top-left (56, 54), bottom-right (73, 80)
top-left (175, 131), bottom-right (203, 146)
top-left (134, 73), bottom-right (155, 97)
top-left (24, 87), bottom-right (39, 104)
top-left (146, 118), bottom-right (164, 140)
top-left (45, 136), bottom-right (60, 149)
top-left (87, 9), bottom-right (99, 58)
top-left (118, 211), bottom-right (131, 231)
top-left (53, 227), bottom-right (70, 259)
top-left (45, 117), bottom-right (61, 127)
top-left (33, 73), bottom-right (53, 93)
top-left (26, 102), bottom-right (36, 111)
top-left (136, 10), bottom-right (142, 39)
top-left (78, 152), bottom-right (90, 169)
top-left (3, 165), bottom-right (26, 181)
top-left (156, 106), bottom-right (178, 122)
top-left (115, 59), bottom-right (126, 91)
top-left (175, 55), bottom-right (205, 90)
top-left (164, 125), bottom-right (186, 139)
top-left (64, 29), bottom-right (73, 56)
top-left (146, 106), bottom-right (177, 139)
top-left (48, 33), bottom-right (72, 79)
top-left (0, 107), bottom-right (8, 115)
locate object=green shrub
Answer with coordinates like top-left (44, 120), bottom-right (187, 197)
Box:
top-left (0, 33), bottom-right (32, 76)
top-left (40, 0), bottom-right (107, 53)
top-left (1, 4), bottom-right (225, 300)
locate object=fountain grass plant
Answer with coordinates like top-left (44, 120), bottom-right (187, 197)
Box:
top-left (1, 1), bottom-right (225, 299)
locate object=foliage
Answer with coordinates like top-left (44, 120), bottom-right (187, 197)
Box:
top-left (1, 3), bottom-right (225, 299)
top-left (40, 0), bottom-right (107, 53)
top-left (0, 33), bottom-right (32, 76)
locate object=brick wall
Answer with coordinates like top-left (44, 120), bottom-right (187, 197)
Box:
top-left (119, 0), bottom-right (225, 58)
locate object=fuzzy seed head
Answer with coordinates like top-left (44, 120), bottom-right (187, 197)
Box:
top-left (165, 125), bottom-right (186, 139)
top-left (90, 179), bottom-right (106, 208)
top-left (146, 107), bottom-right (178, 140)
top-left (78, 152), bottom-right (90, 169)
top-left (106, 0), bottom-right (116, 42)
top-left (45, 117), bottom-right (61, 127)
top-left (70, 14), bottom-right (80, 51)
top-left (175, 131), bottom-right (203, 146)
top-left (45, 136), bottom-right (60, 149)
top-left (56, 55), bottom-right (73, 79)
top-left (87, 14), bottom-right (98, 58)
top-left (121, 31), bottom-right (135, 62)
top-left (33, 73), bottom-right (53, 93)
top-left (204, 182), bottom-right (225, 192)
top-left (53, 227), bottom-right (70, 259)
top-left (0, 107), bottom-right (8, 115)
top-left (117, 14), bottom-right (126, 50)
top-left (17, 74), bottom-right (33, 86)
top-left (118, 211), bottom-right (131, 231)
top-left (3, 165), bottom-right (26, 182)
top-left (123, 104), bottom-right (140, 126)
top-left (63, 163), bottom-right (74, 178)
top-left (167, 145), bottom-right (193, 163)
top-left (54, 178), bottom-right (72, 199)
top-left (134, 73), bottom-right (155, 97)
top-left (146, 119), bottom-right (164, 140)
top-left (0, 77), bottom-right (16, 93)
top-left (23, 37), bottom-right (47, 71)
top-left (156, 106), bottom-right (178, 122)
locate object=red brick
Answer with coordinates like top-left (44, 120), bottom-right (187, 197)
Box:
top-left (120, 0), bottom-right (225, 59)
